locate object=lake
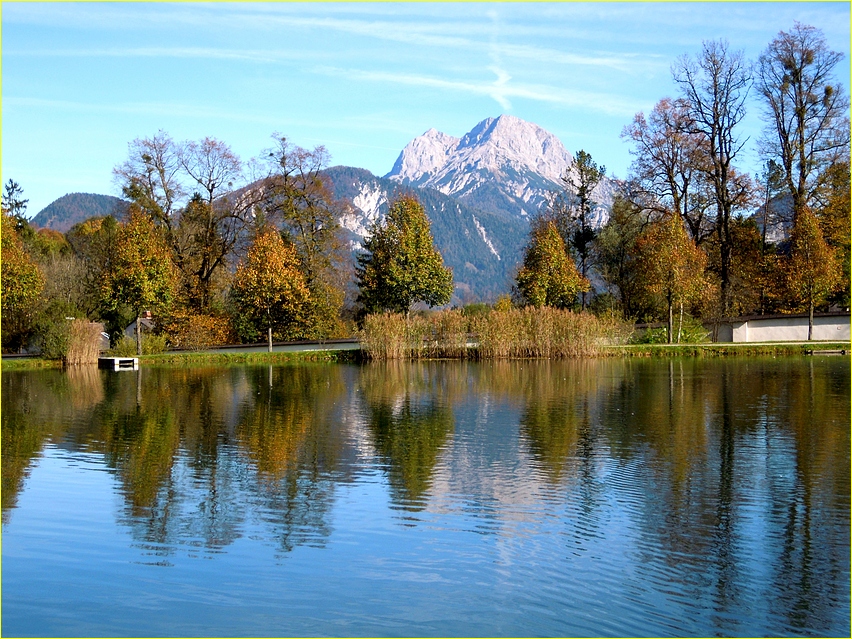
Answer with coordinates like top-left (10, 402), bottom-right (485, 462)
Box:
top-left (2, 357), bottom-right (849, 637)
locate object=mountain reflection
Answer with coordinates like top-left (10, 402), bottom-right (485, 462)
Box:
top-left (1, 356), bottom-right (848, 633)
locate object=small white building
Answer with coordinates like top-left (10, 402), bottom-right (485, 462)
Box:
top-left (713, 311), bottom-right (850, 343)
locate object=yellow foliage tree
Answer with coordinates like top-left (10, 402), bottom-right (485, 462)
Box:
top-left (637, 213), bottom-right (708, 343)
top-left (786, 207), bottom-right (842, 340)
top-left (232, 226), bottom-right (310, 351)
top-left (516, 219), bottom-right (589, 309)
top-left (101, 208), bottom-right (178, 355)
top-left (1, 212), bottom-right (45, 351)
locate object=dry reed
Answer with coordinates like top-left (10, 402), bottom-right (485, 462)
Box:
top-left (360, 308), bottom-right (632, 360)
top-left (65, 320), bottom-right (104, 365)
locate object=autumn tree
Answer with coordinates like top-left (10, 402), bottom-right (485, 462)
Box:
top-left (1, 213), bottom-right (45, 351)
top-left (703, 218), bottom-right (778, 318)
top-left (115, 132), bottom-right (258, 314)
top-left (260, 135), bottom-right (349, 337)
top-left (813, 159), bottom-right (851, 306)
top-left (785, 207), bottom-right (841, 340)
top-left (622, 98), bottom-right (715, 244)
top-left (101, 208), bottom-right (177, 355)
top-left (756, 22), bottom-right (850, 218)
top-left (65, 215), bottom-right (134, 338)
top-left (516, 219), bottom-right (589, 309)
top-left (636, 213), bottom-right (708, 343)
top-left (673, 39), bottom-right (753, 315)
top-left (231, 226), bottom-right (311, 351)
top-left (356, 194), bottom-right (453, 317)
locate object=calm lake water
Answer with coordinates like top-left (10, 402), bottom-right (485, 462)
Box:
top-left (2, 357), bottom-right (849, 637)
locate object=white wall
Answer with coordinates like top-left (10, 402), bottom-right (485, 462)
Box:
top-left (724, 314), bottom-right (850, 342)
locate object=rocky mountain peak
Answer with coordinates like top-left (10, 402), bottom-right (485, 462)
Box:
top-left (386, 115), bottom-right (576, 188)
top-left (387, 128), bottom-right (460, 185)
top-left (385, 115), bottom-right (612, 221)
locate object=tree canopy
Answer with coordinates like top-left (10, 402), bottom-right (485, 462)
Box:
top-left (100, 208), bottom-right (177, 354)
top-left (516, 219), bottom-right (589, 309)
top-left (231, 226), bottom-right (311, 348)
top-left (356, 194), bottom-right (453, 316)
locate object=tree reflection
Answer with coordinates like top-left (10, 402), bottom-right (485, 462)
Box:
top-left (2, 356), bottom-right (848, 632)
top-left (1, 364), bottom-right (355, 554)
top-left (235, 364), bottom-right (349, 553)
top-left (1, 367), bottom-right (104, 521)
top-left (509, 360), bottom-right (613, 483)
top-left (359, 361), bottom-right (454, 510)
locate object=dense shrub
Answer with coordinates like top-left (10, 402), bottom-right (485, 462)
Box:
top-left (161, 312), bottom-right (232, 351)
top-left (110, 333), bottom-right (168, 356)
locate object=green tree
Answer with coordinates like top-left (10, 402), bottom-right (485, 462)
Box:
top-left (516, 219), bottom-right (589, 309)
top-left (636, 213), bottom-right (708, 343)
top-left (101, 208), bottom-right (177, 355)
top-left (2, 179), bottom-right (29, 228)
top-left (594, 197), bottom-right (651, 319)
top-left (356, 194), bottom-right (453, 316)
top-left (1, 213), bottom-right (45, 351)
top-left (785, 207), bottom-right (841, 340)
top-left (231, 226), bottom-right (311, 351)
top-left (560, 150), bottom-right (606, 309)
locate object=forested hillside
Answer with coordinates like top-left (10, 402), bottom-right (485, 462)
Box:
top-left (31, 193), bottom-right (128, 232)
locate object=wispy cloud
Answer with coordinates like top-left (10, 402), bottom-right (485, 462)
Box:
top-left (315, 67), bottom-right (644, 117)
top-left (2, 96), bottom-right (285, 125)
top-left (9, 4), bottom-right (658, 75)
top-left (5, 47), bottom-right (307, 64)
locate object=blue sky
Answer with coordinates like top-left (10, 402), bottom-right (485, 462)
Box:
top-left (2, 2), bottom-right (850, 217)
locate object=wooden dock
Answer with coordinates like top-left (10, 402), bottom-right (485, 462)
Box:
top-left (98, 357), bottom-right (139, 370)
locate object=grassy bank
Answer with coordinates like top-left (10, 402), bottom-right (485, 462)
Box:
top-left (1, 348), bottom-right (358, 370)
top-left (606, 342), bottom-right (850, 357)
top-left (136, 349), bottom-right (359, 367)
top-left (0, 357), bottom-right (64, 370)
top-left (3, 340), bottom-right (848, 370)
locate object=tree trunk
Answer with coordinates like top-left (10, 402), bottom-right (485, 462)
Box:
top-left (667, 294), bottom-right (673, 344)
top-left (268, 325), bottom-right (273, 353)
top-left (808, 299), bottom-right (814, 341)
top-left (136, 313), bottom-right (142, 356)
top-left (677, 302), bottom-right (684, 344)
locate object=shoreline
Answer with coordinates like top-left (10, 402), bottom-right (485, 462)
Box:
top-left (2, 341), bottom-right (849, 370)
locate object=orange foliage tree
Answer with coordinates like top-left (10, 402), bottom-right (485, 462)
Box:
top-left (231, 226), bottom-right (310, 351)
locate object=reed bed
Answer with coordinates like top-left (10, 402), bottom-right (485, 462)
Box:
top-left (65, 320), bottom-right (104, 365)
top-left (359, 308), bottom-right (632, 360)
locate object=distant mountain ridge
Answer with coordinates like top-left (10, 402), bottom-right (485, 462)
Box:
top-left (31, 192), bottom-right (128, 233)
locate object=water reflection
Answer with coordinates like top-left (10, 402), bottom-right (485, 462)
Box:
top-left (1, 357), bottom-right (849, 635)
top-left (359, 362), bottom-right (455, 510)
